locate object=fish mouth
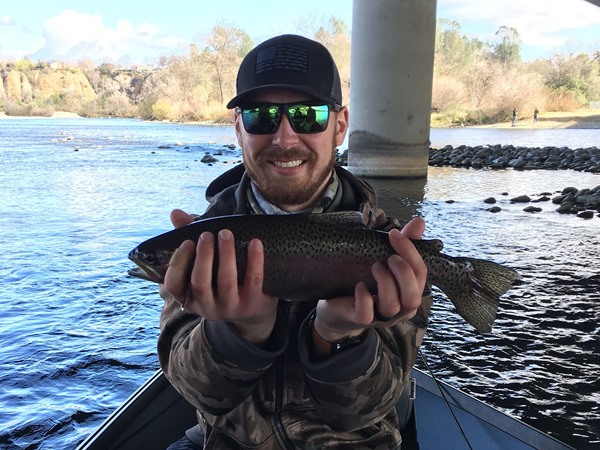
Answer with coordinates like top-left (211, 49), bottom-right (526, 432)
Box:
top-left (127, 266), bottom-right (163, 283)
top-left (127, 249), bottom-right (165, 283)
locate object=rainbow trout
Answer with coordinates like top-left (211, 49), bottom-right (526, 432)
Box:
top-left (128, 212), bottom-right (521, 333)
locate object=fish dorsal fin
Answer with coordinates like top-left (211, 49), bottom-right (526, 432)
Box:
top-left (307, 211), bottom-right (367, 228)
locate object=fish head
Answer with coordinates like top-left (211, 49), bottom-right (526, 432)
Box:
top-left (127, 246), bottom-right (171, 283)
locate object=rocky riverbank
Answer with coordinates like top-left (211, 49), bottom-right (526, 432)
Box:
top-left (336, 145), bottom-right (600, 219)
top-left (478, 186), bottom-right (600, 219)
top-left (428, 145), bottom-right (600, 218)
top-left (429, 144), bottom-right (600, 173)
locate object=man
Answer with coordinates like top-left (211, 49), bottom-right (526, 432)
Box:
top-left (159, 34), bottom-right (431, 450)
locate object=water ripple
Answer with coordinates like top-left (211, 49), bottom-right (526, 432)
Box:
top-left (1, 119), bottom-right (598, 449)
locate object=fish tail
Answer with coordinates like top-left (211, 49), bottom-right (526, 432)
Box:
top-left (432, 256), bottom-right (522, 333)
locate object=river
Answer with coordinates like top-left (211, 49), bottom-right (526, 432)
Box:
top-left (0, 118), bottom-right (598, 449)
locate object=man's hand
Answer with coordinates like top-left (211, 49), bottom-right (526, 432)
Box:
top-left (162, 209), bottom-right (278, 345)
top-left (314, 217), bottom-right (427, 342)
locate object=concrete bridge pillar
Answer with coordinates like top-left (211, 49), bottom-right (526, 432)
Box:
top-left (347, 0), bottom-right (437, 178)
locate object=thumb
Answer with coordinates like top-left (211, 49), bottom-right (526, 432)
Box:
top-left (170, 209), bottom-right (195, 229)
top-left (401, 217), bottom-right (425, 240)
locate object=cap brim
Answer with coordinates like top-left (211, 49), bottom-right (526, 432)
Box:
top-left (226, 84), bottom-right (339, 109)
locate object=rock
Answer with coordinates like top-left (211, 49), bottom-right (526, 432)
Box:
top-left (576, 194), bottom-right (600, 206)
top-left (556, 202), bottom-right (572, 214)
top-left (428, 145), bottom-right (599, 173)
top-left (201, 154), bottom-right (218, 163)
top-left (510, 158), bottom-right (526, 169)
top-left (531, 196), bottom-right (551, 203)
top-left (484, 197), bottom-right (496, 204)
top-left (552, 193), bottom-right (574, 204)
top-left (487, 206), bottom-right (502, 213)
top-left (510, 195), bottom-right (531, 203)
top-left (523, 206), bottom-right (542, 213)
top-left (577, 211), bottom-right (595, 219)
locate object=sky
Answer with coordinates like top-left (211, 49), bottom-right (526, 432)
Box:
top-left (0, 0), bottom-right (599, 66)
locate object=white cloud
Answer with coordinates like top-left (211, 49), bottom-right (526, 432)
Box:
top-left (31, 9), bottom-right (187, 64)
top-left (439, 0), bottom-right (600, 57)
top-left (0, 15), bottom-right (15, 26)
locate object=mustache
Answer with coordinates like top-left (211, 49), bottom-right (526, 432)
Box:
top-left (254, 148), bottom-right (316, 164)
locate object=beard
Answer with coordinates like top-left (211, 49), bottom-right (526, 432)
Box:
top-left (244, 144), bottom-right (336, 208)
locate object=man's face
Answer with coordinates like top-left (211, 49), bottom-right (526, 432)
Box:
top-left (234, 88), bottom-right (348, 212)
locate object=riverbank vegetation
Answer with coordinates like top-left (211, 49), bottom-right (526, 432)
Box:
top-left (1, 17), bottom-right (598, 125)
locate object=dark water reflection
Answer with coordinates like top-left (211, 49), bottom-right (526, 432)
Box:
top-left (0, 119), bottom-right (598, 449)
top-left (370, 168), bottom-right (600, 449)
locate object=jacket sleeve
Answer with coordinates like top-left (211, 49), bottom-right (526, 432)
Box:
top-left (297, 294), bottom-right (432, 432)
top-left (157, 286), bottom-right (288, 415)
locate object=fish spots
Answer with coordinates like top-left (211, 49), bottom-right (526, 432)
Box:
top-left (130, 212), bottom-right (520, 331)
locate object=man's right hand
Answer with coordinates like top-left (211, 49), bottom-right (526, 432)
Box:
top-left (162, 209), bottom-right (278, 346)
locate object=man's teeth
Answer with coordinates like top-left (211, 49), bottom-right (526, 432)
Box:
top-left (273, 160), bottom-right (303, 168)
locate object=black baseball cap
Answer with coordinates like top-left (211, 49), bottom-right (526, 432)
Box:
top-left (226, 34), bottom-right (342, 109)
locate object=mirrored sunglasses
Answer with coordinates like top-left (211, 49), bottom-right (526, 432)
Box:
top-left (238, 102), bottom-right (339, 135)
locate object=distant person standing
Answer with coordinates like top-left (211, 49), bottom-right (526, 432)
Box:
top-left (534, 108), bottom-right (539, 124)
top-left (512, 108), bottom-right (517, 127)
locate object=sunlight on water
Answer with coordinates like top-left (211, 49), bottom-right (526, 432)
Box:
top-left (0, 118), bottom-right (598, 449)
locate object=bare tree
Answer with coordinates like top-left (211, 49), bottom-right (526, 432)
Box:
top-left (203, 24), bottom-right (252, 104)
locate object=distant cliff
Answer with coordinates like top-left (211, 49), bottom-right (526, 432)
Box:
top-left (0, 62), bottom-right (154, 117)
top-left (1, 65), bottom-right (95, 102)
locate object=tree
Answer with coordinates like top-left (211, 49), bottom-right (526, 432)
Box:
top-left (203, 24), bottom-right (253, 104)
top-left (313, 17), bottom-right (351, 96)
top-left (435, 19), bottom-right (486, 76)
top-left (491, 26), bottom-right (521, 66)
top-left (463, 57), bottom-right (497, 108)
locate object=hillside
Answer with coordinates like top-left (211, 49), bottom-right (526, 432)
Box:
top-left (1, 20), bottom-right (599, 125)
top-left (0, 62), bottom-right (153, 118)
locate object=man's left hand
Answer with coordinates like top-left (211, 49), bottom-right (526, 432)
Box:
top-left (314, 217), bottom-right (427, 342)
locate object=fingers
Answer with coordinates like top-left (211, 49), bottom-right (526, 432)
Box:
top-left (188, 231), bottom-right (268, 318)
top-left (162, 226), bottom-right (275, 333)
top-left (386, 253), bottom-right (422, 318)
top-left (370, 228), bottom-right (428, 322)
top-left (388, 228), bottom-right (428, 289)
top-left (188, 232), bottom-right (217, 303)
top-left (371, 260), bottom-right (402, 318)
top-left (215, 230), bottom-right (239, 305)
top-left (240, 239), bottom-right (266, 298)
top-left (353, 282), bottom-right (376, 324)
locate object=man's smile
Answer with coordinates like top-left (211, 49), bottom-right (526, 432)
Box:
top-left (272, 160), bottom-right (304, 168)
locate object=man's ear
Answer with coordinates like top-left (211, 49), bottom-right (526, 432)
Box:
top-left (334, 106), bottom-right (349, 147)
top-left (233, 108), bottom-right (244, 146)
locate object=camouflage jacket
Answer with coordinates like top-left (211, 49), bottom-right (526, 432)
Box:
top-left (158, 165), bottom-right (432, 449)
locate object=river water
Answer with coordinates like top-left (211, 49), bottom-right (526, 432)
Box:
top-left (0, 118), bottom-right (598, 449)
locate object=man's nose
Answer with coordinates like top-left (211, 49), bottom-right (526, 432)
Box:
top-left (272, 114), bottom-right (299, 148)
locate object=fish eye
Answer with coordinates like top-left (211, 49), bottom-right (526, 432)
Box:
top-left (142, 253), bottom-right (159, 264)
